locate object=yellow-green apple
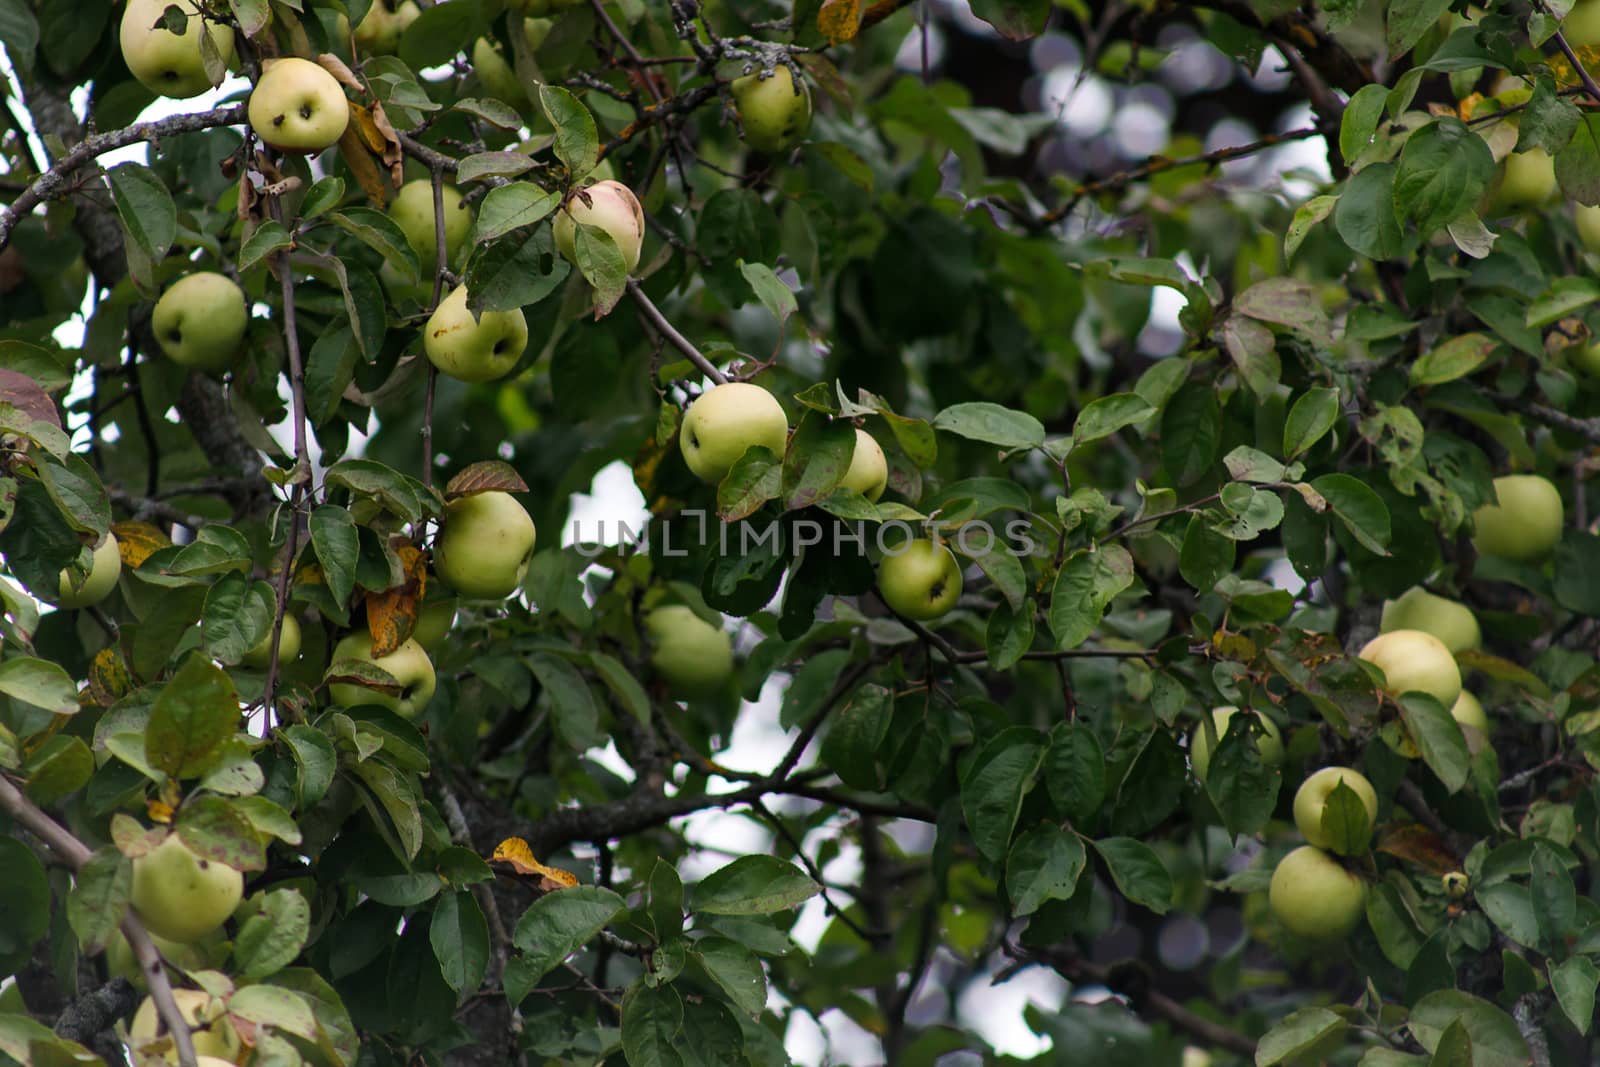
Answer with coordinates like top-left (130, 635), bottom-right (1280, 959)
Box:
top-left (472, 37), bottom-right (523, 104)
top-left (1379, 586), bottom-right (1480, 655)
top-left (1358, 629), bottom-right (1462, 708)
top-left (1567, 0), bottom-right (1600, 45)
top-left (119, 0), bottom-right (236, 99)
top-left (1451, 690), bottom-right (1489, 735)
top-left (645, 605), bottom-right (734, 697)
top-left (678, 382), bottom-right (790, 484)
top-left (433, 491), bottom-right (537, 600)
top-left (248, 57), bottom-right (350, 153)
top-left (53, 533), bottom-right (121, 609)
top-left (390, 179), bottom-right (473, 268)
top-left (1189, 705), bottom-right (1283, 782)
top-left (1575, 340), bottom-right (1600, 379)
top-left (1577, 204), bottom-right (1600, 254)
top-left (424, 284), bottom-right (528, 383)
top-left (411, 595), bottom-right (458, 651)
top-left (1442, 871), bottom-right (1471, 899)
top-left (241, 612), bottom-right (301, 669)
top-left (731, 64), bottom-right (813, 153)
top-left (1294, 766), bottom-right (1380, 851)
top-left (327, 630), bottom-right (437, 718)
top-left (152, 272), bottom-right (249, 372)
top-left (1472, 474), bottom-right (1564, 560)
top-left (840, 429), bottom-right (888, 501)
top-left (552, 180), bottom-right (645, 274)
top-left (105, 927), bottom-right (221, 991)
top-left (877, 538), bottom-right (963, 621)
top-left (129, 988), bottom-right (241, 1062)
top-left (129, 834), bottom-right (243, 944)
top-left (1493, 149), bottom-right (1557, 213)
top-left (353, 0), bottom-right (420, 53)
top-left (1268, 846), bottom-right (1368, 940)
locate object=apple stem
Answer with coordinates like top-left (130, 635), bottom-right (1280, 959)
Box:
top-left (0, 776), bottom-right (201, 1067)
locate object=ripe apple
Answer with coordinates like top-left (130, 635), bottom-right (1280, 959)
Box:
top-left (678, 382), bottom-right (790, 484)
top-left (241, 612), bottom-right (301, 669)
top-left (390, 179), bottom-right (473, 268)
top-left (53, 533), bottom-right (121, 609)
top-left (1577, 204), bottom-right (1600, 255)
top-left (1189, 705), bottom-right (1283, 782)
top-left (353, 0), bottom-right (420, 54)
top-left (129, 834), bottom-right (243, 945)
top-left (645, 604), bottom-right (734, 697)
top-left (248, 57), bottom-right (350, 154)
top-left (840, 429), bottom-right (888, 502)
top-left (1492, 149), bottom-right (1557, 213)
top-left (877, 538), bottom-right (963, 621)
top-left (119, 0), bottom-right (236, 99)
top-left (1451, 690), bottom-right (1489, 735)
top-left (1379, 586), bottom-right (1480, 655)
top-left (424, 284), bottom-right (529, 383)
top-left (1293, 766), bottom-right (1379, 852)
top-left (433, 491), bottom-right (537, 600)
top-left (1472, 474), bottom-right (1564, 560)
top-left (129, 988), bottom-right (242, 1063)
top-left (731, 64), bottom-right (813, 153)
top-left (152, 272), bottom-right (249, 372)
top-left (552, 180), bottom-right (645, 275)
top-left (1358, 629), bottom-right (1462, 709)
top-left (1268, 845), bottom-right (1368, 941)
top-left (328, 630), bottom-right (437, 718)
top-left (411, 595), bottom-right (459, 651)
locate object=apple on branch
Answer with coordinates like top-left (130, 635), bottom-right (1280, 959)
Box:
top-left (731, 63), bottom-right (813, 154)
top-left (328, 630), bottom-right (438, 719)
top-left (877, 538), bottom-right (963, 621)
top-left (1471, 474), bottom-right (1564, 561)
top-left (248, 57), bottom-right (351, 154)
top-left (840, 428), bottom-right (888, 501)
top-left (241, 612), bottom-right (301, 669)
top-left (129, 988), bottom-right (242, 1064)
top-left (52, 533), bottom-right (121, 609)
top-left (129, 833), bottom-right (244, 945)
top-left (1268, 845), bottom-right (1368, 941)
top-left (152, 272), bottom-right (250, 373)
top-left (119, 0), bottom-right (236, 99)
top-left (1378, 586), bottom-right (1479, 655)
top-left (678, 382), bottom-right (790, 485)
top-left (351, 0), bottom-right (420, 54)
top-left (424, 285), bottom-right (529, 384)
top-left (390, 179), bottom-right (474, 269)
top-left (645, 604), bottom-right (734, 698)
top-left (1358, 628), bottom-right (1462, 708)
top-left (553, 180), bottom-right (645, 275)
top-left (1293, 766), bottom-right (1379, 853)
top-left (433, 491), bottom-right (537, 601)
top-left (1189, 705), bottom-right (1283, 782)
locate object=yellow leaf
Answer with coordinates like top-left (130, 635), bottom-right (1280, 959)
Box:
top-left (490, 837), bottom-right (580, 891)
top-left (111, 520), bottom-right (170, 568)
top-left (817, 0), bottom-right (863, 45)
top-left (366, 542), bottom-right (426, 657)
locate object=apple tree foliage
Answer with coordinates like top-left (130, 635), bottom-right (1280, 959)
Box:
top-left (4, 0), bottom-right (1600, 1064)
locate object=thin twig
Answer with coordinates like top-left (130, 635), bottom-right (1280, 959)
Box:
top-left (626, 279), bottom-right (728, 384)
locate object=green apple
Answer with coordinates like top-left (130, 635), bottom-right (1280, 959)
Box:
top-left (877, 538), bottom-right (963, 621)
top-left (1567, 0), bottom-right (1600, 45)
top-left (678, 382), bottom-right (790, 484)
top-left (248, 57), bottom-right (350, 154)
top-left (433, 491), bottom-right (537, 600)
top-left (1575, 340), bottom-right (1600, 379)
top-left (390, 179), bottom-right (473, 268)
top-left (840, 428), bottom-right (888, 502)
top-left (424, 284), bottom-right (529, 383)
top-left (412, 595), bottom-right (459, 651)
top-left (1359, 629), bottom-right (1462, 709)
top-left (130, 834), bottom-right (243, 945)
top-left (1492, 149), bottom-right (1557, 213)
top-left (731, 63), bottom-right (813, 153)
top-left (53, 533), bottom-right (121, 609)
top-left (129, 988), bottom-right (241, 1063)
top-left (152, 272), bottom-right (249, 372)
top-left (105, 927), bottom-right (221, 991)
top-left (645, 604), bottom-right (734, 697)
top-left (1189, 705), bottom-right (1283, 782)
top-left (1379, 586), bottom-right (1480, 655)
top-left (1181, 1050), bottom-right (1212, 1067)
top-left (1472, 474), bottom-right (1564, 560)
top-left (1442, 871), bottom-right (1470, 899)
top-left (472, 37), bottom-right (524, 104)
top-left (1451, 690), bottom-right (1489, 735)
top-left (1293, 765), bottom-right (1380, 851)
top-left (241, 612), bottom-right (301, 669)
top-left (552, 180), bottom-right (645, 274)
top-left (353, 0), bottom-right (420, 54)
top-left (119, 0), bottom-right (236, 99)
top-left (1577, 204), bottom-right (1600, 254)
top-left (327, 630), bottom-right (437, 718)
top-left (1268, 846), bottom-right (1368, 941)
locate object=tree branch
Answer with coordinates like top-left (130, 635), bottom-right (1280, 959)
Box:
top-left (0, 775), bottom-right (200, 1067)
top-left (626, 279), bottom-right (729, 384)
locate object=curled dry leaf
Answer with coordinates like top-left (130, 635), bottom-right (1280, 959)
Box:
top-left (366, 542), bottom-right (427, 657)
top-left (490, 837), bottom-right (579, 893)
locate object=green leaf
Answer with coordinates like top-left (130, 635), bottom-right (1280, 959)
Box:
top-left (432, 891), bottom-right (490, 996)
top-left (1048, 546), bottom-right (1135, 649)
top-left (1070, 393), bottom-right (1154, 447)
top-left (1555, 112), bottom-right (1600, 207)
top-left (540, 86), bottom-right (600, 179)
top-left (0, 836), bottom-right (51, 974)
top-left (1005, 823), bottom-right (1086, 917)
top-left (0, 656), bottom-right (77, 714)
top-left (146, 654), bottom-right (241, 779)
top-left (621, 982), bottom-right (684, 1067)
top-left (283, 724), bottom-right (336, 808)
top-left (23, 734), bottom-right (92, 804)
top-left (1392, 118), bottom-right (1494, 237)
top-left (1335, 162), bottom-right (1404, 260)
top-left (455, 150), bottom-right (537, 184)
top-left (1257, 1007), bottom-right (1346, 1066)
top-left (1409, 333), bottom-right (1495, 386)
top-left (1310, 473), bottom-right (1392, 554)
top-left (464, 228), bottom-right (569, 313)
top-left (300, 175), bottom-right (345, 219)
top-left (1320, 780), bottom-right (1372, 857)
top-left (1283, 387), bottom-right (1340, 459)
top-left (202, 573), bottom-right (274, 665)
top-left (236, 889), bottom-right (312, 981)
top-left (1220, 314), bottom-right (1280, 401)
top-left (230, 985), bottom-right (319, 1042)
top-left (177, 794), bottom-right (266, 872)
top-left (107, 163), bottom-right (176, 280)
top-left (1286, 194), bottom-right (1337, 261)
top-left (932, 402), bottom-right (1045, 450)
top-left (1341, 83), bottom-right (1390, 162)
top-left (36, 452), bottom-right (110, 535)
top-left (1550, 955), bottom-right (1599, 1035)
top-left (781, 413), bottom-right (856, 510)
top-left (1408, 991), bottom-right (1529, 1067)
top-left (694, 936), bottom-right (767, 1016)
top-left (65, 846), bottom-right (129, 954)
top-left (1554, 531), bottom-right (1600, 616)
top-left (0, 0), bottom-right (40, 70)
top-left (328, 207), bottom-right (422, 280)
top-left (1092, 837), bottom-right (1172, 914)
top-left (310, 505), bottom-right (360, 609)
top-left (1160, 383), bottom-right (1220, 486)
top-left (649, 860), bottom-right (684, 942)
top-left (527, 652), bottom-right (599, 751)
top-left (1386, 0), bottom-right (1454, 57)
top-left (571, 222), bottom-right (628, 315)
top-left (1046, 722), bottom-right (1105, 824)
top-left (1397, 692), bottom-right (1470, 793)
top-left (1179, 513), bottom-right (1235, 593)
top-left (1518, 76), bottom-right (1581, 155)
top-left (238, 220), bottom-right (294, 274)
top-left (692, 856), bottom-right (820, 915)
top-left (1527, 276), bottom-right (1600, 328)
top-left (508, 885), bottom-right (626, 994)
top-left (961, 727), bottom-right (1046, 862)
top-left (740, 261), bottom-right (798, 324)
top-left (474, 182), bottom-right (562, 244)
top-left (1532, 844), bottom-right (1577, 954)
top-left (1205, 718), bottom-right (1283, 838)
top-left (1234, 277), bottom-right (1333, 345)
top-left (820, 683), bottom-right (893, 790)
